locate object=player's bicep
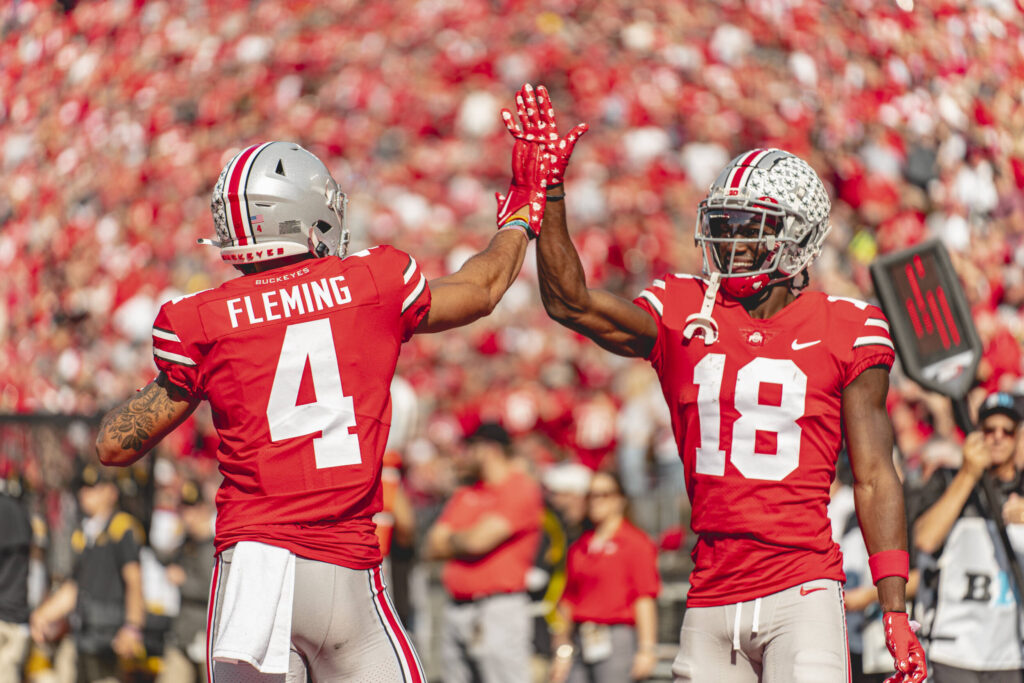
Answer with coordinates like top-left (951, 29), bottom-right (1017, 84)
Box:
top-left (415, 276), bottom-right (490, 334)
top-left (96, 373), bottom-right (201, 466)
top-left (842, 366), bottom-right (896, 481)
top-left (558, 289), bottom-right (658, 358)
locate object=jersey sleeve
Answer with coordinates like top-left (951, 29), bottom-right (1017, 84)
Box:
top-left (398, 253), bottom-right (430, 341)
top-left (841, 301), bottom-right (896, 387)
top-left (363, 245), bottom-right (431, 341)
top-left (632, 276), bottom-right (669, 368)
top-left (152, 302), bottom-right (202, 397)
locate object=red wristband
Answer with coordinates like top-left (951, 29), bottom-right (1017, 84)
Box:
top-left (869, 549), bottom-right (909, 584)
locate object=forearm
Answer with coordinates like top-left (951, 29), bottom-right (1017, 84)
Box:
top-left (419, 229), bottom-right (529, 334)
top-left (38, 581), bottom-right (78, 622)
top-left (536, 194), bottom-right (592, 323)
top-left (424, 523), bottom-right (453, 561)
top-left (457, 228), bottom-right (529, 312)
top-left (913, 470), bottom-right (978, 554)
top-left (551, 601), bottom-right (575, 650)
top-left (633, 596), bottom-right (657, 653)
top-left (853, 469), bottom-right (909, 612)
top-left (96, 375), bottom-right (198, 465)
top-left (121, 563), bottom-right (146, 627)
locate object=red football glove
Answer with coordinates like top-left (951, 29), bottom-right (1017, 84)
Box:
top-left (496, 85), bottom-right (548, 239)
top-left (883, 612), bottom-right (927, 683)
top-left (534, 84), bottom-right (588, 187)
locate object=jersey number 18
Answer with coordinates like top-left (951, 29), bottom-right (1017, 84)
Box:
top-left (694, 354), bottom-right (807, 481)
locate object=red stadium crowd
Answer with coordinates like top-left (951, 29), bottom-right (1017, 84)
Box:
top-left (0, 0), bottom-right (1022, 546)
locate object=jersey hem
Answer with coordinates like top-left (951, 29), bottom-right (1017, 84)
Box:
top-left (685, 572), bottom-right (845, 608)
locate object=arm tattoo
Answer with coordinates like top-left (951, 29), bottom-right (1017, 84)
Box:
top-left (98, 379), bottom-right (185, 453)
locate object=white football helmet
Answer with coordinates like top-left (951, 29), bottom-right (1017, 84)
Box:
top-left (694, 148), bottom-right (831, 298)
top-left (204, 141), bottom-right (349, 264)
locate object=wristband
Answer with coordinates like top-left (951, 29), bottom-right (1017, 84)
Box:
top-left (869, 549), bottom-right (909, 584)
top-left (498, 218), bottom-right (532, 239)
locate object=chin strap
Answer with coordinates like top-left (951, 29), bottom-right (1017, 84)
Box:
top-left (683, 272), bottom-right (721, 346)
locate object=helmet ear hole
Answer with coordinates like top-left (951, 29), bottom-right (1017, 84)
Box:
top-left (314, 220), bottom-right (332, 234)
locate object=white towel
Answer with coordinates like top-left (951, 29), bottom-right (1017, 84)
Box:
top-left (212, 542), bottom-right (295, 674)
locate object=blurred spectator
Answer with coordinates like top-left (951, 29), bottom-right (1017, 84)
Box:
top-left (424, 422), bottom-right (543, 683)
top-left (30, 462), bottom-right (146, 683)
top-left (0, 475), bottom-right (32, 683)
top-left (542, 462), bottom-right (593, 547)
top-left (911, 392), bottom-right (1024, 682)
top-left (550, 471), bottom-right (660, 683)
top-left (156, 480), bottom-right (214, 683)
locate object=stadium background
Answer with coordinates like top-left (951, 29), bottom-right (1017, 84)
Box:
top-left (1, 0), bottom-right (1022, 680)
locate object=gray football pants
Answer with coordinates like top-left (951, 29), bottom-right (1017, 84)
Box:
top-left (208, 550), bottom-right (426, 683)
top-left (672, 579), bottom-right (849, 683)
top-left (440, 593), bottom-right (533, 683)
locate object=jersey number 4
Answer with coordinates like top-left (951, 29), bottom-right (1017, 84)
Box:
top-left (266, 319), bottom-right (362, 469)
top-left (694, 354), bottom-right (807, 481)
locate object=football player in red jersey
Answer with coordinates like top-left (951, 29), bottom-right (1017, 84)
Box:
top-left (522, 83), bottom-right (927, 683)
top-left (94, 86), bottom-right (548, 682)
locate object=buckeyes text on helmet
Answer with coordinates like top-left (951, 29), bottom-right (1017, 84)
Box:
top-left (205, 142), bottom-right (350, 265)
top-left (694, 148), bottom-right (831, 298)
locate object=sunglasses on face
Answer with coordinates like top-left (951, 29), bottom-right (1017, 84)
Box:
top-left (983, 425), bottom-right (1017, 438)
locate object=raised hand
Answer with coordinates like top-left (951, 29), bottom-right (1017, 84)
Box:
top-left (534, 84), bottom-right (588, 187)
top-left (882, 612), bottom-right (927, 683)
top-left (496, 85), bottom-right (549, 239)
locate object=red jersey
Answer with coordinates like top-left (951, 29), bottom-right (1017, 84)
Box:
top-left (633, 275), bottom-right (895, 606)
top-left (438, 470), bottom-right (542, 600)
top-left (562, 521), bottom-right (660, 624)
top-left (151, 246), bottom-right (430, 569)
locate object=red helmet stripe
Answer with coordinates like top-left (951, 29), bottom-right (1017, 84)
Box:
top-left (224, 143), bottom-right (271, 246)
top-left (729, 149), bottom-right (769, 190)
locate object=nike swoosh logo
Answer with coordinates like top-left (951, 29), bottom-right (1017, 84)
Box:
top-left (800, 586), bottom-right (826, 596)
top-left (791, 339), bottom-right (821, 350)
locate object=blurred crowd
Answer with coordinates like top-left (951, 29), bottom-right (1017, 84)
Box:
top-left (0, 0), bottom-right (1023, 678)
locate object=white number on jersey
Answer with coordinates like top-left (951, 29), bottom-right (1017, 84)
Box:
top-left (266, 319), bottom-right (362, 469)
top-left (694, 354), bottom-right (807, 481)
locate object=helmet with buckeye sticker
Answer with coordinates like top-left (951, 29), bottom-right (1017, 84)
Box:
top-left (204, 142), bottom-right (350, 265)
top-left (695, 148), bottom-right (831, 298)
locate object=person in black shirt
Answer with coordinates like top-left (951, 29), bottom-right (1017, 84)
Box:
top-left (158, 480), bottom-right (215, 683)
top-left (0, 475), bottom-right (32, 683)
top-left (30, 462), bottom-right (146, 683)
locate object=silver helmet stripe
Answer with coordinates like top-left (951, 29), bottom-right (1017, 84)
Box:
top-left (223, 142), bottom-right (273, 246)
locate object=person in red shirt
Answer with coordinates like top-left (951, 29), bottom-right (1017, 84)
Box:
top-left (550, 471), bottom-right (659, 683)
top-left (521, 83), bottom-right (927, 683)
top-left (424, 422), bottom-right (543, 683)
top-left (94, 85), bottom-right (550, 683)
